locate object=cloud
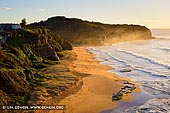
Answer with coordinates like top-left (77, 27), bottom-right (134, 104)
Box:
top-left (39, 8), bottom-right (45, 13)
top-left (1, 7), bottom-right (13, 11)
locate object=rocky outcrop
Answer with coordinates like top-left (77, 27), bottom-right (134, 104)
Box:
top-left (31, 16), bottom-right (153, 46)
top-left (32, 44), bottom-right (59, 61)
top-left (112, 80), bottom-right (136, 101)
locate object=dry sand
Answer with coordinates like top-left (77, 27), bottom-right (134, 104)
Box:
top-left (50, 47), bottom-right (140, 113)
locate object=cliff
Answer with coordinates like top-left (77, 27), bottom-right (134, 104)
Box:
top-left (31, 16), bottom-right (153, 45)
top-left (0, 27), bottom-right (73, 107)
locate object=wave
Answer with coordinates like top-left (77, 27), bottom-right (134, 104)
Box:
top-left (88, 48), bottom-right (127, 66)
top-left (154, 35), bottom-right (170, 39)
top-left (106, 98), bottom-right (170, 113)
top-left (155, 47), bottom-right (170, 52)
top-left (88, 48), bottom-right (170, 79)
top-left (117, 49), bottom-right (170, 70)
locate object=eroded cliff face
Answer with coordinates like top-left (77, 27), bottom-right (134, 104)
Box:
top-left (31, 16), bottom-right (153, 46)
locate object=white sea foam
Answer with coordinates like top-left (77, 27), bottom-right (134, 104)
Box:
top-left (106, 98), bottom-right (170, 113)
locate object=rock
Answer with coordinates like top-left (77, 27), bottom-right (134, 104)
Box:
top-left (112, 81), bottom-right (136, 102)
top-left (120, 68), bottom-right (131, 72)
top-left (62, 40), bottom-right (73, 50)
top-left (112, 92), bottom-right (123, 101)
top-left (32, 44), bottom-right (59, 61)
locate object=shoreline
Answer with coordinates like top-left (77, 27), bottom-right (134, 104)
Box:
top-left (52, 47), bottom-right (141, 113)
top-left (101, 90), bottom-right (154, 113)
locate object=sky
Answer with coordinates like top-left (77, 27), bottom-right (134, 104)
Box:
top-left (0, 0), bottom-right (170, 29)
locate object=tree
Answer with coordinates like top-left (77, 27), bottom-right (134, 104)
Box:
top-left (20, 18), bottom-right (27, 28)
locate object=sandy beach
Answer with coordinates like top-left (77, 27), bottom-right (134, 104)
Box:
top-left (48, 47), bottom-right (140, 113)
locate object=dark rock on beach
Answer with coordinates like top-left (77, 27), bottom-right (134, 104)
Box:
top-left (120, 68), bottom-right (132, 73)
top-left (112, 81), bottom-right (136, 102)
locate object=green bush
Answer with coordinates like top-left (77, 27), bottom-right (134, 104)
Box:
top-left (0, 68), bottom-right (30, 96)
top-left (48, 38), bottom-right (63, 52)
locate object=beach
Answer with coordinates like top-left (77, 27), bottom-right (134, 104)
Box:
top-left (50, 47), bottom-right (140, 113)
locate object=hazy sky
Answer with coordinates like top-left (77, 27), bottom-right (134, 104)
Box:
top-left (0, 0), bottom-right (170, 28)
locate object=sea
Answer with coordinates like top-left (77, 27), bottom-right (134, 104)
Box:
top-left (88, 29), bottom-right (170, 113)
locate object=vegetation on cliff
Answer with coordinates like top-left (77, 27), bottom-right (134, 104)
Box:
top-left (0, 27), bottom-right (73, 107)
top-left (31, 16), bottom-right (153, 45)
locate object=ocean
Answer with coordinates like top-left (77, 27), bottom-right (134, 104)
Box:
top-left (88, 29), bottom-right (170, 113)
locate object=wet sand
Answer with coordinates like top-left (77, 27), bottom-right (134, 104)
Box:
top-left (50, 47), bottom-right (140, 113)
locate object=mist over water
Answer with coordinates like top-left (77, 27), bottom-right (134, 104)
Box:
top-left (88, 29), bottom-right (170, 113)
top-left (151, 29), bottom-right (170, 39)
